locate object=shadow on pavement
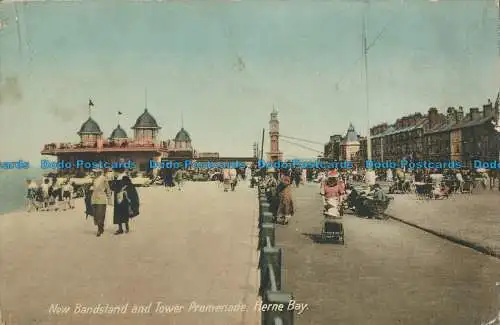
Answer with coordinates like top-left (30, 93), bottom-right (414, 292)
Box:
top-left (301, 232), bottom-right (344, 245)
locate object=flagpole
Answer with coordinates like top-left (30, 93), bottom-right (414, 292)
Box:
top-left (14, 2), bottom-right (22, 56)
top-left (88, 99), bottom-right (94, 118)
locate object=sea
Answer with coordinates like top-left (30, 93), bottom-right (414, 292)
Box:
top-left (0, 168), bottom-right (44, 215)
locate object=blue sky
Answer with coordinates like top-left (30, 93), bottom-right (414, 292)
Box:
top-left (0, 0), bottom-right (498, 162)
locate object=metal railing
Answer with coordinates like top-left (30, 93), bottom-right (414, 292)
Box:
top-left (258, 186), bottom-right (294, 325)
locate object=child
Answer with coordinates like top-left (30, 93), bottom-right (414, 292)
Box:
top-left (62, 180), bottom-right (74, 210)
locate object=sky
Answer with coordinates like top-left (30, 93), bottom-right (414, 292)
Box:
top-left (0, 0), bottom-right (498, 162)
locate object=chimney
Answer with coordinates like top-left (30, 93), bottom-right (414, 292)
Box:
top-left (470, 107), bottom-right (481, 120)
top-left (456, 106), bottom-right (464, 121)
top-left (483, 100), bottom-right (493, 117)
top-left (428, 107), bottom-right (439, 129)
top-left (446, 107), bottom-right (456, 124)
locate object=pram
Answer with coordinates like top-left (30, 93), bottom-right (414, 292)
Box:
top-left (415, 182), bottom-right (433, 199)
top-left (461, 180), bottom-right (473, 193)
top-left (321, 197), bottom-right (345, 244)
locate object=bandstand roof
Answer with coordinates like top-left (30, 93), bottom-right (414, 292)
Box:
top-left (78, 117), bottom-right (103, 135)
top-left (132, 109), bottom-right (161, 129)
top-left (109, 124), bottom-right (128, 139)
top-left (175, 128), bottom-right (191, 142)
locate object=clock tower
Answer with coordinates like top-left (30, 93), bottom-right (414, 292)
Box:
top-left (267, 107), bottom-right (283, 161)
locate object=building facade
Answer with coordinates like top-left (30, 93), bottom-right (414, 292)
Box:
top-left (370, 113), bottom-right (428, 162)
top-left (324, 135), bottom-right (342, 160)
top-left (337, 96), bottom-right (499, 166)
top-left (424, 101), bottom-right (499, 165)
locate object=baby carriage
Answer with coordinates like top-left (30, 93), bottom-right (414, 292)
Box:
top-left (321, 197), bottom-right (345, 244)
top-left (461, 180), bottom-right (473, 193)
top-left (415, 182), bottom-right (433, 199)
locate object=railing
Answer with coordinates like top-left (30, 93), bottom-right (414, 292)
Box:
top-left (258, 186), bottom-right (294, 325)
top-left (41, 143), bottom-right (169, 154)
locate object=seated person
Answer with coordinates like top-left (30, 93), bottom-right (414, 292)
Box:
top-left (433, 184), bottom-right (449, 199)
top-left (369, 184), bottom-right (387, 201)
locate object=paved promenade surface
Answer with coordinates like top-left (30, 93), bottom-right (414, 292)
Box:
top-left (0, 182), bottom-right (260, 325)
top-left (386, 191), bottom-right (500, 257)
top-left (276, 183), bottom-right (500, 325)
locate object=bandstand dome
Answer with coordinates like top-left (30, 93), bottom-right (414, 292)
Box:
top-left (78, 117), bottom-right (103, 135)
top-left (132, 108), bottom-right (161, 129)
top-left (175, 128), bottom-right (191, 142)
top-left (109, 124), bottom-right (128, 139)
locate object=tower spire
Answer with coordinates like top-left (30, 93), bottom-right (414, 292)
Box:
top-left (145, 88), bottom-right (148, 109)
top-left (181, 111), bottom-right (184, 129)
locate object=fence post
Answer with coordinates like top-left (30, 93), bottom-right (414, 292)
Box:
top-left (260, 201), bottom-right (271, 215)
top-left (262, 211), bottom-right (274, 224)
top-left (259, 223), bottom-right (275, 249)
top-left (262, 292), bottom-right (295, 325)
top-left (259, 202), bottom-right (270, 228)
top-left (263, 246), bottom-right (281, 291)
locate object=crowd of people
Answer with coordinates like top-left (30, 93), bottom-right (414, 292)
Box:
top-left (25, 163), bottom-right (497, 236)
top-left (25, 176), bottom-right (75, 212)
top-left (26, 169), bottom-right (140, 237)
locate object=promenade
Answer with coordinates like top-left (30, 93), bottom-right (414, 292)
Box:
top-left (276, 183), bottom-right (500, 325)
top-left (0, 182), bottom-right (260, 325)
top-left (386, 191), bottom-right (500, 257)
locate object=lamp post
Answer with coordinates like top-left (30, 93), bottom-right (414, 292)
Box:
top-left (362, 7), bottom-right (376, 186)
top-left (363, 15), bottom-right (371, 162)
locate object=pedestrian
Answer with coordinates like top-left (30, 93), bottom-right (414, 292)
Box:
top-left (277, 176), bottom-right (294, 225)
top-left (41, 178), bottom-right (51, 210)
top-left (25, 179), bottom-right (39, 212)
top-left (223, 168), bottom-right (231, 192)
top-left (164, 168), bottom-right (174, 191)
top-left (386, 169), bottom-right (393, 182)
top-left (174, 169), bottom-right (184, 191)
top-left (52, 176), bottom-right (63, 202)
top-left (84, 183), bottom-right (93, 219)
top-left (90, 169), bottom-right (112, 237)
top-left (230, 168), bottom-right (238, 191)
top-left (113, 176), bottom-right (140, 235)
top-left (62, 179), bottom-right (74, 210)
top-left (245, 167), bottom-right (252, 182)
top-left (293, 168), bottom-right (301, 187)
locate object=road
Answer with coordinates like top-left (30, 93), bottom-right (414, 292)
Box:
top-left (276, 183), bottom-right (500, 325)
top-left (0, 182), bottom-right (260, 325)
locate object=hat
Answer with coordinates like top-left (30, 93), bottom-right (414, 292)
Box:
top-left (327, 171), bottom-right (339, 178)
top-left (267, 168), bottom-right (276, 173)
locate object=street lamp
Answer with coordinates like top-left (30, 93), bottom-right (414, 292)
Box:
top-left (362, 9), bottom-right (376, 186)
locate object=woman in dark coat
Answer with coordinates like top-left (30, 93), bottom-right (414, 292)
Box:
top-left (113, 176), bottom-right (140, 234)
top-left (84, 184), bottom-right (93, 219)
top-left (164, 168), bottom-right (174, 190)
